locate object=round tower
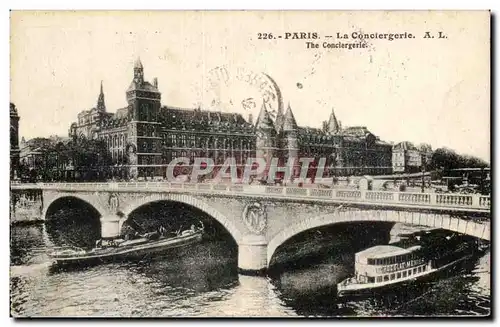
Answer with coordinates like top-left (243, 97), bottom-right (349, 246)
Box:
top-left (282, 103), bottom-right (300, 178)
top-left (255, 101), bottom-right (277, 175)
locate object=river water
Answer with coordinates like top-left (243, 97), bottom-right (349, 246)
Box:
top-left (10, 223), bottom-right (490, 318)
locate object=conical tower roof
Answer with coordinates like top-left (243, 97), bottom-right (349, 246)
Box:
top-left (274, 106), bottom-right (284, 133)
top-left (97, 80), bottom-right (106, 111)
top-left (327, 108), bottom-right (340, 134)
top-left (134, 57), bottom-right (143, 69)
top-left (283, 103), bottom-right (298, 131)
top-left (255, 101), bottom-right (276, 134)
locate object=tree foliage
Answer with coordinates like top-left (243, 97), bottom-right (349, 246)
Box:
top-left (20, 137), bottom-right (113, 182)
top-left (428, 147), bottom-right (489, 171)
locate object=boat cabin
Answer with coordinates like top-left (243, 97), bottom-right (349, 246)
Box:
top-left (353, 245), bottom-right (427, 284)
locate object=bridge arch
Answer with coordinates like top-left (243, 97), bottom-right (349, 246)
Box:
top-left (120, 193), bottom-right (243, 245)
top-left (43, 194), bottom-right (106, 248)
top-left (42, 193), bottom-right (107, 221)
top-left (267, 209), bottom-right (490, 264)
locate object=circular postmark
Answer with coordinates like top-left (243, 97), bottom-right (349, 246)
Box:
top-left (242, 202), bottom-right (267, 234)
top-left (203, 66), bottom-right (284, 120)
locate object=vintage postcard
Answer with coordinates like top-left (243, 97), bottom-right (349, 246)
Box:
top-left (9, 10), bottom-right (490, 318)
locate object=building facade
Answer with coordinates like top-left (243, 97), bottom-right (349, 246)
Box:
top-left (392, 141), bottom-right (430, 174)
top-left (10, 103), bottom-right (20, 180)
top-left (67, 58), bottom-right (406, 181)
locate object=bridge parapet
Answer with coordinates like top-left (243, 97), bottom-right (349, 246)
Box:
top-left (11, 182), bottom-right (491, 213)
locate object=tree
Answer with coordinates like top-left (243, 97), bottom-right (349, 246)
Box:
top-left (36, 138), bottom-right (112, 182)
top-left (71, 138), bottom-right (112, 181)
top-left (429, 147), bottom-right (489, 172)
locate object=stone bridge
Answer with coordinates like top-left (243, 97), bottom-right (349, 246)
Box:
top-left (10, 182), bottom-right (491, 273)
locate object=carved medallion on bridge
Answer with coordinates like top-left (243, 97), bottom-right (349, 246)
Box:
top-left (242, 202), bottom-right (267, 234)
top-left (108, 193), bottom-right (119, 211)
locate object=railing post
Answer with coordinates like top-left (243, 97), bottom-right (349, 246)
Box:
top-left (472, 194), bottom-right (480, 208)
top-left (391, 191), bottom-right (398, 203)
top-left (429, 193), bottom-right (437, 206)
top-left (360, 190), bottom-right (366, 201)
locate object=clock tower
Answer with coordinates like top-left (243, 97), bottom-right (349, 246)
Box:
top-left (125, 58), bottom-right (162, 179)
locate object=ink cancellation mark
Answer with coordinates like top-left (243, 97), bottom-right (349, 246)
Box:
top-left (205, 66), bottom-right (284, 118)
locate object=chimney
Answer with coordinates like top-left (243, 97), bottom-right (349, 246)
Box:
top-left (153, 77), bottom-right (158, 88)
top-left (248, 113), bottom-right (254, 125)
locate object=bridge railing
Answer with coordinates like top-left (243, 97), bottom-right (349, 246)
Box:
top-left (10, 182), bottom-right (490, 211)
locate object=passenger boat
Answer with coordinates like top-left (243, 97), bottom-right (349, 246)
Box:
top-left (48, 227), bottom-right (203, 266)
top-left (337, 232), bottom-right (483, 297)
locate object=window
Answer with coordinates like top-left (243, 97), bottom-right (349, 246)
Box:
top-left (367, 277), bottom-right (375, 283)
top-left (390, 274), bottom-right (395, 280)
top-left (384, 275), bottom-right (389, 282)
top-left (403, 271), bottom-right (407, 278)
top-left (408, 269), bottom-right (412, 276)
top-left (368, 258), bottom-right (375, 265)
top-left (376, 276), bottom-right (382, 283)
top-left (396, 272), bottom-right (401, 279)
top-left (180, 134), bottom-right (187, 147)
top-left (413, 268), bottom-right (417, 274)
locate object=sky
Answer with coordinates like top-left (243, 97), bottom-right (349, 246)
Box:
top-left (10, 11), bottom-right (490, 161)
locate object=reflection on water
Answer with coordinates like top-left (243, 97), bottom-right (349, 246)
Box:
top-left (10, 224), bottom-right (490, 317)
